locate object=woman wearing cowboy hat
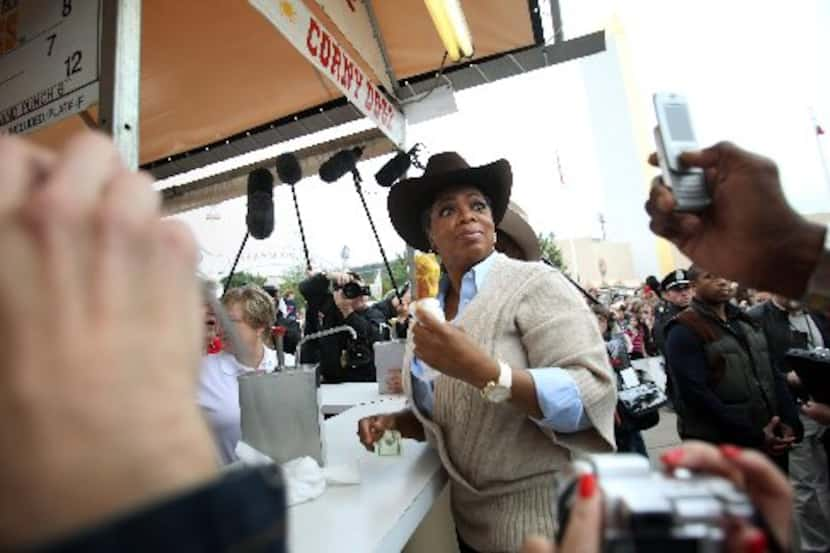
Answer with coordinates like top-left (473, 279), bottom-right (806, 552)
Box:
top-left (357, 153), bottom-right (616, 553)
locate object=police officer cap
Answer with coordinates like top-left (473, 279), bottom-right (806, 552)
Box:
top-left (661, 269), bottom-right (691, 291)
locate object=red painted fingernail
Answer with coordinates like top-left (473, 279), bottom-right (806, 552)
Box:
top-left (578, 473), bottom-right (597, 499)
top-left (660, 448), bottom-right (684, 466)
top-left (720, 444), bottom-right (742, 460)
top-left (745, 530), bottom-right (767, 553)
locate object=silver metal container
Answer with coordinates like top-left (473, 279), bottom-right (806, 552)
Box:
top-left (238, 364), bottom-right (324, 465)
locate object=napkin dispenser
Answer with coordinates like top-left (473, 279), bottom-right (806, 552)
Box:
top-left (238, 364), bottom-right (324, 465)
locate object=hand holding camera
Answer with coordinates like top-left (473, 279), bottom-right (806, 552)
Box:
top-left (330, 273), bottom-right (370, 318)
top-left (328, 272), bottom-right (370, 299)
top-left (524, 441), bottom-right (792, 553)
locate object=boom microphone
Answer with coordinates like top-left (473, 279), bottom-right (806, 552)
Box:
top-left (374, 150), bottom-right (412, 187)
top-left (246, 168), bottom-right (274, 240)
top-left (276, 152), bottom-right (302, 185)
top-left (319, 147), bottom-right (364, 183)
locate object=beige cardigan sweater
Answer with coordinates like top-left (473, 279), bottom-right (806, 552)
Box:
top-left (403, 254), bottom-right (616, 553)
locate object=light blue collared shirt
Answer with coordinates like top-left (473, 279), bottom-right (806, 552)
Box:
top-left (411, 252), bottom-right (592, 433)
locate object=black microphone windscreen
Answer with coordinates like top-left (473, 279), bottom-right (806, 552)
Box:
top-left (319, 147), bottom-right (364, 183)
top-left (276, 153), bottom-right (302, 185)
top-left (247, 192), bottom-right (274, 240)
top-left (246, 168), bottom-right (275, 240)
top-left (374, 150), bottom-right (411, 187)
top-left (645, 275), bottom-right (661, 292)
top-left (248, 168), bottom-right (274, 196)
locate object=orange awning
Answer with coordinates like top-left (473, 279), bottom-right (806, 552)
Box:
top-left (29, 0), bottom-right (537, 171)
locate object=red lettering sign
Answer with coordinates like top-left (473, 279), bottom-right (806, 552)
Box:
top-left (306, 18), bottom-right (321, 56)
top-left (352, 68), bottom-right (364, 98)
top-left (330, 43), bottom-right (342, 81)
top-left (341, 57), bottom-right (353, 90)
top-left (320, 31), bottom-right (331, 67)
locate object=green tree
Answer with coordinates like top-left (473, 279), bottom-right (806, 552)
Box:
top-left (277, 264), bottom-right (309, 310)
top-left (349, 254), bottom-right (410, 298)
top-left (220, 270), bottom-right (267, 291)
top-left (381, 254), bottom-right (410, 297)
top-left (538, 232), bottom-right (567, 273)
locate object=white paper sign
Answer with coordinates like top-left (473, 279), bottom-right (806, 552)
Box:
top-left (0, 0), bottom-right (100, 135)
top-left (249, 0), bottom-right (405, 147)
top-left (619, 367), bottom-right (640, 389)
top-left (314, 0), bottom-right (394, 93)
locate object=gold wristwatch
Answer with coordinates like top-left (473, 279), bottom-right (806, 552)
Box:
top-left (481, 360), bottom-right (512, 403)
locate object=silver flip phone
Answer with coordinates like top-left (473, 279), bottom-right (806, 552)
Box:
top-left (653, 92), bottom-right (710, 212)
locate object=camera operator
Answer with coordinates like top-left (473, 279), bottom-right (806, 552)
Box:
top-left (299, 271), bottom-right (386, 382)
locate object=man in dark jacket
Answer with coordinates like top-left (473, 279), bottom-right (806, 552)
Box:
top-left (299, 271), bottom-right (386, 383)
top-left (653, 269), bottom-right (693, 353)
top-left (748, 296), bottom-right (830, 551)
top-left (748, 296), bottom-right (830, 375)
top-left (664, 266), bottom-right (802, 472)
top-left (653, 269), bottom-right (693, 406)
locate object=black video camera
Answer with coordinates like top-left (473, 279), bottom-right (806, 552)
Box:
top-left (785, 347), bottom-right (830, 404)
top-left (335, 281), bottom-right (371, 299)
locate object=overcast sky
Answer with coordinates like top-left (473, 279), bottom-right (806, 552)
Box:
top-left (166, 0), bottom-right (830, 283)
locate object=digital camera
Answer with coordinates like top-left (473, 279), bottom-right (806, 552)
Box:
top-left (335, 281), bottom-right (370, 299)
top-left (557, 454), bottom-right (755, 552)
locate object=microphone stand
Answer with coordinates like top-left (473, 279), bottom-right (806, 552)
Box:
top-left (222, 231), bottom-right (250, 296)
top-left (351, 169), bottom-right (402, 304)
top-left (290, 183), bottom-right (312, 272)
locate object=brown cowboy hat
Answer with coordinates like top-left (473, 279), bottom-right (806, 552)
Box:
top-left (498, 201), bottom-right (541, 261)
top-left (387, 152), bottom-right (512, 252)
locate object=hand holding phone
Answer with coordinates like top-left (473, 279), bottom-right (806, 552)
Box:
top-left (653, 92), bottom-right (710, 212)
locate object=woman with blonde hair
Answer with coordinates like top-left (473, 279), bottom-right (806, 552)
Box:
top-left (198, 285), bottom-right (277, 464)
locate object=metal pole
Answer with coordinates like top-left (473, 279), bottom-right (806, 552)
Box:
top-left (364, 0), bottom-right (400, 97)
top-left (550, 0), bottom-right (565, 43)
top-left (99, 0), bottom-right (141, 170)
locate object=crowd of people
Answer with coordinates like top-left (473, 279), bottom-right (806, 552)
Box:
top-left (2, 128), bottom-right (830, 552)
top-left (584, 261), bottom-right (830, 551)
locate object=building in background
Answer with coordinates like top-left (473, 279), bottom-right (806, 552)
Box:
top-left (555, 237), bottom-right (638, 287)
top-left (580, 14), bottom-right (666, 278)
